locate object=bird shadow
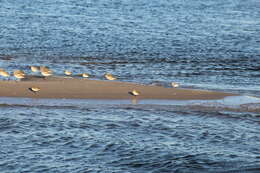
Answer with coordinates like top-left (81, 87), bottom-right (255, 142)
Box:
top-left (128, 91), bottom-right (135, 96)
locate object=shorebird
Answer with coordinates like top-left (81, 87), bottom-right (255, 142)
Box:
top-left (13, 70), bottom-right (26, 80)
top-left (82, 73), bottom-right (89, 78)
top-left (31, 66), bottom-right (39, 73)
top-left (41, 70), bottom-right (53, 77)
top-left (40, 66), bottom-right (53, 77)
top-left (105, 73), bottom-right (117, 80)
top-left (65, 70), bottom-right (72, 76)
top-left (28, 87), bottom-right (40, 94)
top-left (171, 82), bottom-right (179, 88)
top-left (129, 89), bottom-right (140, 96)
top-left (0, 70), bottom-right (10, 77)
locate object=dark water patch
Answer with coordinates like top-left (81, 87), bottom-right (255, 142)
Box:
top-left (0, 117), bottom-right (17, 131)
top-left (0, 54), bottom-right (13, 61)
top-left (0, 103), bottom-right (80, 110)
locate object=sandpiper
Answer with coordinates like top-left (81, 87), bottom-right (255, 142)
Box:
top-left (82, 73), bottom-right (89, 78)
top-left (40, 67), bottom-right (53, 77)
top-left (0, 70), bottom-right (10, 77)
top-left (171, 82), bottom-right (179, 88)
top-left (129, 89), bottom-right (140, 96)
top-left (29, 87), bottom-right (40, 94)
top-left (31, 66), bottom-right (39, 73)
top-left (13, 70), bottom-right (26, 80)
top-left (105, 73), bottom-right (117, 80)
top-left (41, 70), bottom-right (53, 77)
top-left (65, 70), bottom-right (72, 76)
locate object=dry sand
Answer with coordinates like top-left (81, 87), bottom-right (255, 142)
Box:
top-left (0, 76), bottom-right (237, 100)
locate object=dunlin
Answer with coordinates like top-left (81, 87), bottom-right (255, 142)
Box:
top-left (0, 70), bottom-right (10, 77)
top-left (65, 70), bottom-right (72, 76)
top-left (171, 82), bottom-right (179, 88)
top-left (29, 87), bottom-right (40, 94)
top-left (41, 70), bottom-right (53, 77)
top-left (13, 70), bottom-right (26, 80)
top-left (105, 73), bottom-right (117, 80)
top-left (129, 89), bottom-right (140, 96)
top-left (82, 73), bottom-right (89, 78)
top-left (40, 67), bottom-right (53, 77)
top-left (31, 66), bottom-right (39, 73)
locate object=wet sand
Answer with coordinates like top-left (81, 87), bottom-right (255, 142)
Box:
top-left (0, 76), bottom-right (237, 100)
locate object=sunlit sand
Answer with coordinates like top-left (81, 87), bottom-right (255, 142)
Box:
top-left (0, 76), bottom-right (237, 99)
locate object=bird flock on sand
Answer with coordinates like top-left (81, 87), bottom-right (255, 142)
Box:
top-left (0, 66), bottom-right (118, 80)
top-left (0, 66), bottom-right (180, 97)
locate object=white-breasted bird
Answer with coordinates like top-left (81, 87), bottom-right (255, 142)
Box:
top-left (0, 70), bottom-right (10, 77)
top-left (129, 89), bottom-right (140, 96)
top-left (82, 73), bottom-right (90, 78)
top-left (171, 82), bottom-right (179, 88)
top-left (105, 73), bottom-right (117, 80)
top-left (40, 66), bottom-right (53, 77)
top-left (65, 70), bottom-right (72, 76)
top-left (29, 87), bottom-right (40, 93)
top-left (13, 70), bottom-right (26, 80)
top-left (31, 66), bottom-right (39, 73)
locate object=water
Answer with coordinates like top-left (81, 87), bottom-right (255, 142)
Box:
top-left (0, 0), bottom-right (260, 172)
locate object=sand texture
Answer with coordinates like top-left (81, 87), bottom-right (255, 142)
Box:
top-left (0, 76), bottom-right (237, 100)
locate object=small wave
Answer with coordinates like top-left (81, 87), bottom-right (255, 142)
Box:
top-left (0, 102), bottom-right (79, 110)
top-left (0, 95), bottom-right (260, 113)
top-left (179, 96), bottom-right (260, 114)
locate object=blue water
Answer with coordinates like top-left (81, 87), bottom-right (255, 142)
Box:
top-left (0, 0), bottom-right (260, 172)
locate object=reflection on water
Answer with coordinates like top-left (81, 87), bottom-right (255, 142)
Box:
top-left (1, 95), bottom-right (260, 107)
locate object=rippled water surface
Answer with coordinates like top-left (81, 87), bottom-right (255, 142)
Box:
top-left (1, 98), bottom-right (260, 173)
top-left (0, 0), bottom-right (260, 172)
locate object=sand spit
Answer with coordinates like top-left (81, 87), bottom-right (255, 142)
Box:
top-left (0, 76), bottom-right (237, 100)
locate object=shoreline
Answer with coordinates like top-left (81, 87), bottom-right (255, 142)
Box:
top-left (0, 76), bottom-right (238, 100)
